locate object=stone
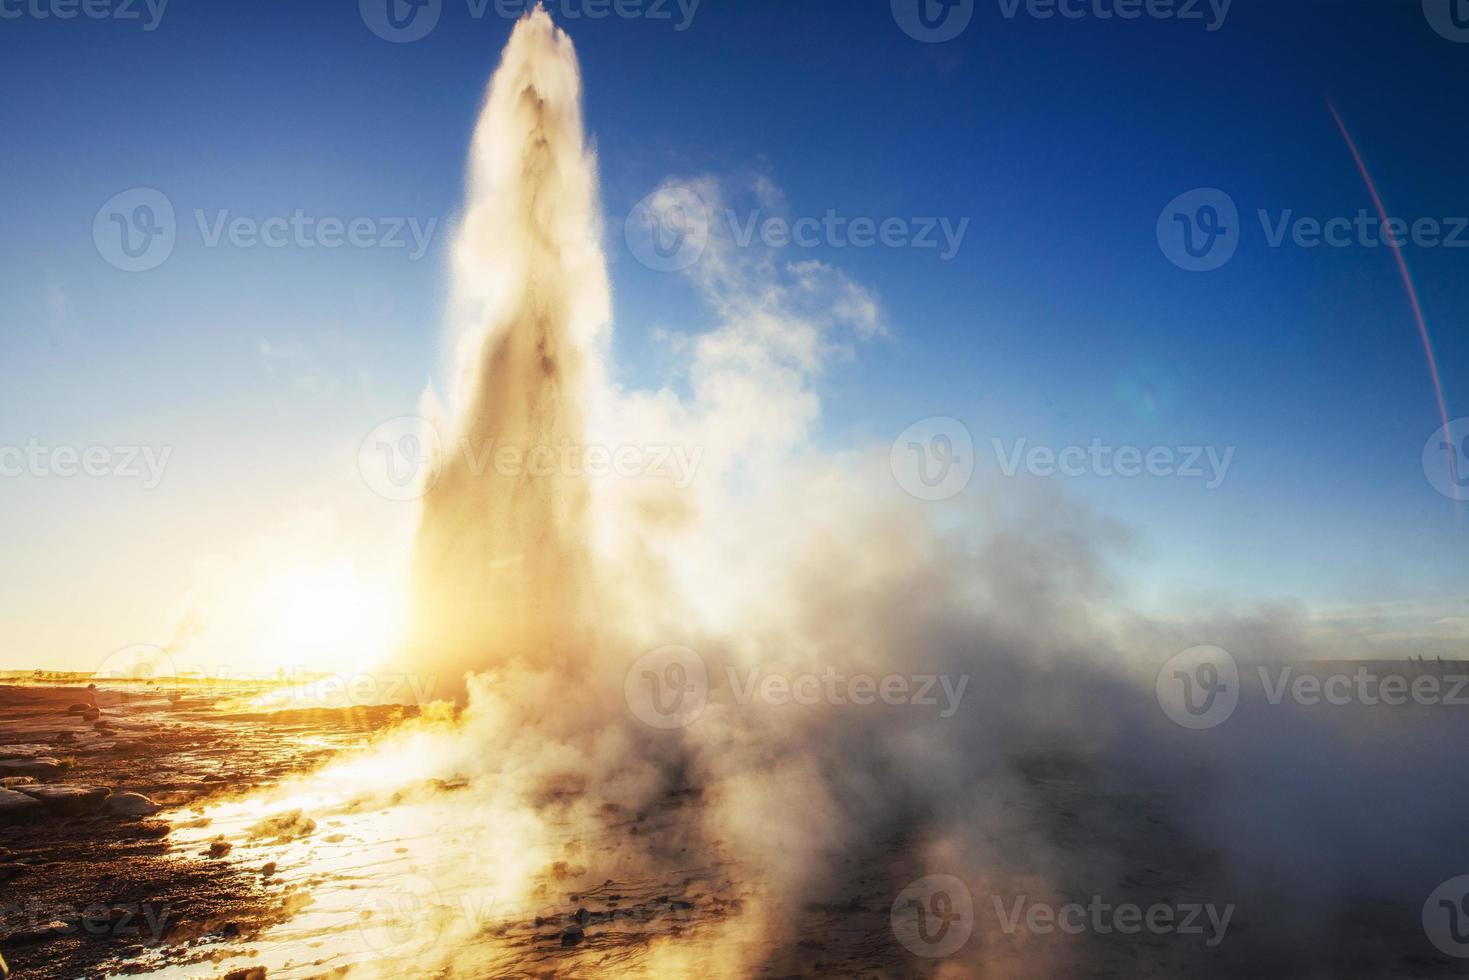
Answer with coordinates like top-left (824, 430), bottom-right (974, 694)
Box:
top-left (208, 839), bottom-right (233, 858)
top-left (121, 821), bottom-right (171, 840)
top-left (0, 759), bottom-right (64, 779)
top-left (104, 792), bottom-right (161, 817)
top-left (0, 788), bottom-right (42, 824)
top-left (82, 708), bottom-right (101, 722)
top-left (16, 784), bottom-right (110, 815)
top-left (5, 919), bottom-right (70, 942)
top-left (0, 745), bottom-right (53, 758)
top-left (560, 925), bottom-right (584, 947)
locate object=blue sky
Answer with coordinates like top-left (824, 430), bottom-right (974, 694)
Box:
top-left (2, 0), bottom-right (1465, 670)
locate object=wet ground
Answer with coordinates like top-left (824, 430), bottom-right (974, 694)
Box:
top-left (0, 682), bottom-right (410, 979)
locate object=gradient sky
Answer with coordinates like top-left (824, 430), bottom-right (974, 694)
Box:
top-left (2, 0), bottom-right (1465, 672)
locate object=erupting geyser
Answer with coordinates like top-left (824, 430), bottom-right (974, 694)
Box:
top-left (399, 5), bottom-right (610, 695)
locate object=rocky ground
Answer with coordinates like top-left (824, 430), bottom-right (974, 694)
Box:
top-left (0, 683), bottom-right (410, 979)
top-left (1, 680), bottom-right (1460, 979)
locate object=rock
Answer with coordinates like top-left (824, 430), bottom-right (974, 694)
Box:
top-left (0, 759), bottom-right (64, 779)
top-left (66, 703), bottom-right (90, 714)
top-left (260, 861), bottom-right (277, 877)
top-left (121, 820), bottom-right (171, 840)
top-left (6, 919), bottom-right (70, 943)
top-left (0, 745), bottom-right (53, 758)
top-left (104, 792), bottom-right (161, 817)
top-left (16, 784), bottom-right (110, 815)
top-left (247, 809), bottom-right (316, 841)
top-left (94, 720), bottom-right (112, 731)
top-left (208, 839), bottom-right (233, 858)
top-left (0, 788), bottom-right (42, 824)
top-left (575, 907), bottom-right (590, 926)
top-left (82, 708), bottom-right (101, 722)
top-left (560, 925), bottom-right (584, 947)
top-left (0, 864), bottom-right (27, 882)
top-left (0, 777), bottom-right (35, 788)
top-left (223, 968), bottom-right (267, 980)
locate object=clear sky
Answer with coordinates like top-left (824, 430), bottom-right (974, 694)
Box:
top-left (2, 0), bottom-right (1465, 672)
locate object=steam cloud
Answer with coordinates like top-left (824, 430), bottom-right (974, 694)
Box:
top-left (224, 7), bottom-right (1469, 977)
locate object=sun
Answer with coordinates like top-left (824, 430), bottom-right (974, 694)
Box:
top-left (250, 561), bottom-right (406, 678)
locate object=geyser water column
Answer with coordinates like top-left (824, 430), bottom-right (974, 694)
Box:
top-left (403, 5), bottom-right (610, 695)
